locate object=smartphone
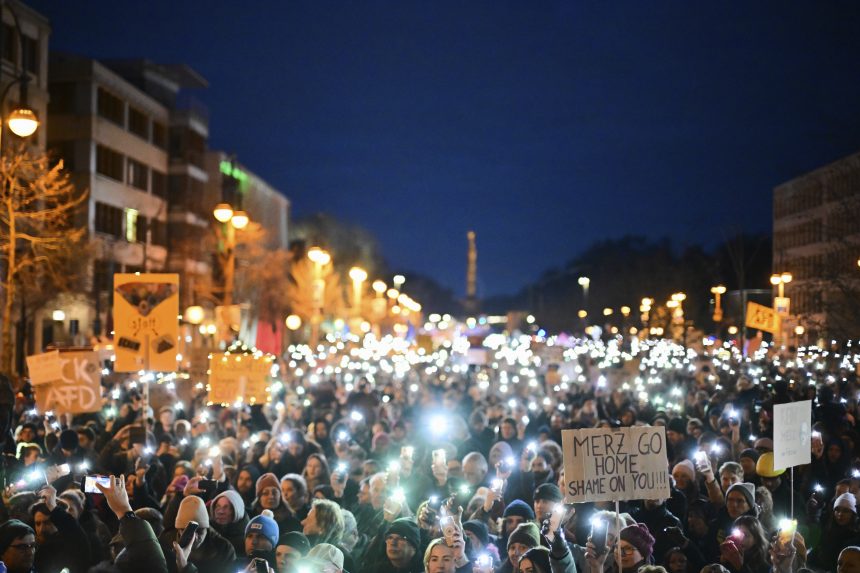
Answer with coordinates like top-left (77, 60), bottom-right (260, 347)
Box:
top-left (83, 475), bottom-right (111, 494)
top-left (253, 557), bottom-right (268, 573)
top-left (428, 495), bottom-right (442, 511)
top-left (178, 521), bottom-right (199, 548)
top-left (198, 479), bottom-right (217, 497)
top-left (778, 519), bottom-right (797, 543)
top-left (592, 518), bottom-right (607, 555)
top-left (432, 449), bottom-right (447, 471)
top-left (440, 515), bottom-right (457, 541)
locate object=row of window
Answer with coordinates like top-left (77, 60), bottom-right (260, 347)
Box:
top-left (94, 201), bottom-right (167, 246)
top-left (2, 24), bottom-right (38, 76)
top-left (96, 87), bottom-right (168, 148)
top-left (95, 144), bottom-right (166, 197)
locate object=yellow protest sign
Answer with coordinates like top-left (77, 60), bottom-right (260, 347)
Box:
top-left (113, 273), bottom-right (179, 372)
top-left (208, 353), bottom-right (272, 405)
top-left (26, 350), bottom-right (62, 386)
top-left (746, 301), bottom-right (779, 334)
top-left (35, 351), bottom-right (102, 414)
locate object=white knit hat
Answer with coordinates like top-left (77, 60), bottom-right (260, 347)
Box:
top-left (672, 460), bottom-right (695, 482)
top-left (308, 543), bottom-right (344, 570)
top-left (176, 495), bottom-right (209, 529)
top-left (834, 492), bottom-right (857, 513)
top-left (210, 490), bottom-right (245, 523)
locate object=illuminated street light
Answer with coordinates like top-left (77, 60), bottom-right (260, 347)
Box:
top-left (349, 267), bottom-right (368, 328)
top-left (372, 280), bottom-right (387, 294)
top-left (710, 285), bottom-right (726, 322)
top-left (7, 107), bottom-right (38, 137)
top-left (285, 314), bottom-right (302, 331)
top-left (393, 274), bottom-right (405, 288)
top-left (308, 247), bottom-right (331, 346)
top-left (213, 203), bottom-right (233, 223)
top-left (185, 306), bottom-right (205, 325)
top-left (230, 210), bottom-right (249, 230)
top-left (212, 204), bottom-right (252, 307)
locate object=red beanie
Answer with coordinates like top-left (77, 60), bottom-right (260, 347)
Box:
top-left (256, 472), bottom-right (280, 497)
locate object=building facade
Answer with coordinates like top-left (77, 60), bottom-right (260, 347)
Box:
top-left (773, 151), bottom-right (860, 340)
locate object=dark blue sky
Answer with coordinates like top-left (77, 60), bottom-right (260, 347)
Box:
top-left (31, 1), bottom-right (860, 296)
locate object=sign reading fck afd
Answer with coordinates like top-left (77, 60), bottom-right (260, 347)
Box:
top-left (562, 426), bottom-right (670, 503)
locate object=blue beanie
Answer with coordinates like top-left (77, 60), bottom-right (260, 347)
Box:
top-left (503, 499), bottom-right (535, 520)
top-left (246, 510), bottom-right (279, 548)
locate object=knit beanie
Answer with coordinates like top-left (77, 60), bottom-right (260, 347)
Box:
top-left (672, 460), bottom-right (695, 482)
top-left (534, 483), bottom-right (563, 503)
top-left (175, 495), bottom-right (209, 529)
top-left (503, 499), bottom-right (536, 520)
top-left (521, 546), bottom-right (551, 571)
top-left (0, 519), bottom-right (34, 554)
top-left (620, 523), bottom-right (655, 559)
top-left (835, 492), bottom-right (858, 513)
top-left (754, 437), bottom-right (774, 452)
top-left (246, 510), bottom-right (279, 547)
top-left (507, 522), bottom-right (540, 549)
top-left (726, 482), bottom-right (756, 510)
top-left (211, 490), bottom-right (245, 523)
top-left (739, 448), bottom-right (760, 463)
top-left (463, 520), bottom-right (489, 546)
top-left (308, 543), bottom-right (344, 570)
top-left (277, 531), bottom-right (310, 555)
top-left (256, 472), bottom-right (280, 497)
top-left (386, 518), bottom-right (420, 549)
top-left (667, 417), bottom-right (687, 435)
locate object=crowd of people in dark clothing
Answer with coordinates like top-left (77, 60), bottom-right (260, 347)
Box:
top-left (0, 336), bottom-right (859, 573)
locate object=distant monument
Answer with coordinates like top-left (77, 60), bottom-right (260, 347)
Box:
top-left (464, 231), bottom-right (479, 315)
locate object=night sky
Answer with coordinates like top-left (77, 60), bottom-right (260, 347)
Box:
top-left (30, 1), bottom-right (860, 297)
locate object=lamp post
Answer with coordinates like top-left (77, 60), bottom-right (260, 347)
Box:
top-left (770, 273), bottom-right (792, 346)
top-left (307, 246), bottom-right (331, 347)
top-left (670, 292), bottom-right (687, 345)
top-left (0, 2), bottom-right (39, 149)
top-left (711, 285), bottom-right (726, 323)
top-left (348, 266), bottom-right (367, 332)
top-left (212, 203), bottom-right (250, 307)
top-left (578, 276), bottom-right (590, 311)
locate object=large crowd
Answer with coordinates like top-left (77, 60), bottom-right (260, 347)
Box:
top-left (0, 331), bottom-right (859, 573)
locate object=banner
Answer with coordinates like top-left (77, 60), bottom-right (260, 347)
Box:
top-left (562, 426), bottom-right (670, 503)
top-left (26, 350), bottom-right (62, 386)
top-left (745, 301), bottom-right (779, 334)
top-left (208, 353), bottom-right (272, 405)
top-left (773, 400), bottom-right (812, 471)
top-left (113, 273), bottom-right (179, 372)
top-left (35, 351), bottom-right (102, 414)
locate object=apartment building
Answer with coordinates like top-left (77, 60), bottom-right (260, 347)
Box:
top-left (47, 54), bottom-right (175, 343)
top-left (773, 151), bottom-right (860, 340)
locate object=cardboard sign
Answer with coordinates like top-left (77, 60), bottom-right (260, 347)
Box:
top-left (773, 400), bottom-right (812, 471)
top-left (34, 351), bottom-right (102, 414)
top-left (746, 302), bottom-right (779, 334)
top-left (26, 350), bottom-right (62, 386)
top-left (562, 426), bottom-right (670, 503)
top-left (113, 273), bottom-right (179, 372)
top-left (208, 353), bottom-right (272, 405)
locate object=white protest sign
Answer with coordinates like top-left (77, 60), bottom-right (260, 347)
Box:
top-left (26, 350), bottom-right (62, 385)
top-left (34, 351), bottom-right (102, 414)
top-left (562, 426), bottom-right (670, 503)
top-left (773, 400), bottom-right (812, 471)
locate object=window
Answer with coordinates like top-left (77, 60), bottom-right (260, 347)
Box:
top-left (92, 259), bottom-right (112, 295)
top-left (2, 24), bottom-right (16, 65)
top-left (97, 87), bottom-right (124, 125)
top-left (94, 202), bottom-right (123, 238)
top-left (127, 158), bottom-right (148, 190)
top-left (48, 82), bottom-right (76, 114)
top-left (128, 107), bottom-right (149, 140)
top-left (22, 35), bottom-right (37, 76)
top-left (125, 208), bottom-right (139, 242)
top-left (151, 170), bottom-right (166, 199)
top-left (96, 145), bottom-right (124, 181)
top-left (150, 219), bottom-right (167, 247)
top-left (152, 121), bottom-right (167, 149)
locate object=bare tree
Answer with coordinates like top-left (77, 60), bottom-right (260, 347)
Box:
top-left (0, 145), bottom-right (87, 375)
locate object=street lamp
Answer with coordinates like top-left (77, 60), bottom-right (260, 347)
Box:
top-left (578, 276), bottom-right (590, 309)
top-left (0, 5), bottom-right (39, 145)
top-left (711, 285), bottom-right (726, 322)
top-left (212, 204), bottom-right (251, 307)
top-left (307, 247), bottom-right (331, 346)
top-left (770, 273), bottom-right (792, 299)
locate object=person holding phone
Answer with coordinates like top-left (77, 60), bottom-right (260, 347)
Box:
top-left (160, 492), bottom-right (236, 573)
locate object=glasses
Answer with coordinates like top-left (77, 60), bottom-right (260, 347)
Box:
top-left (9, 543), bottom-right (36, 551)
top-left (619, 544), bottom-right (638, 556)
top-left (386, 535), bottom-right (407, 545)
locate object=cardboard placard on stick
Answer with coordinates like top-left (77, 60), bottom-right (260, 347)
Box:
top-left (113, 273), bottom-right (179, 372)
top-left (34, 351), bottom-right (102, 414)
top-left (26, 350), bottom-right (62, 385)
top-left (562, 426), bottom-right (670, 503)
top-left (208, 353), bottom-right (272, 405)
top-left (773, 400), bottom-right (812, 471)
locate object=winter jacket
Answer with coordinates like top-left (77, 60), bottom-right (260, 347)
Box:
top-left (114, 514), bottom-right (169, 573)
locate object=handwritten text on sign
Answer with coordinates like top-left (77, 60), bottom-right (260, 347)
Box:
top-left (208, 353), bottom-right (272, 405)
top-left (773, 400), bottom-right (812, 471)
top-left (562, 426), bottom-right (670, 503)
top-left (35, 351), bottom-right (102, 415)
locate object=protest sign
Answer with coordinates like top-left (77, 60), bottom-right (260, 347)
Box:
top-left (113, 273), bottom-right (179, 372)
top-left (208, 353), bottom-right (272, 405)
top-left (746, 301), bottom-right (779, 334)
top-left (562, 426), bottom-right (670, 503)
top-left (26, 350), bottom-right (62, 385)
top-left (34, 351), bottom-right (101, 415)
top-left (773, 400), bottom-right (812, 471)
